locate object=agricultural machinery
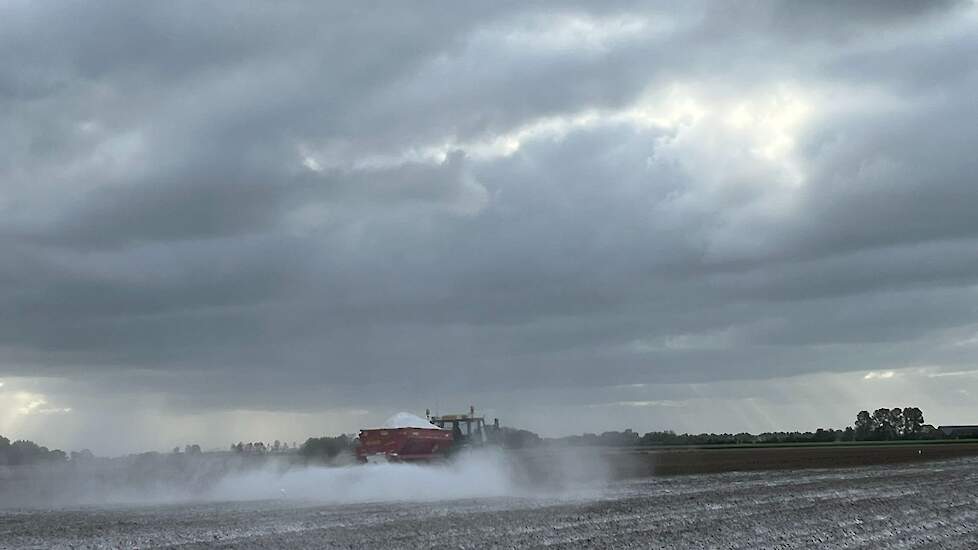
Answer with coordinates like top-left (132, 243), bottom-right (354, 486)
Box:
top-left (355, 406), bottom-right (499, 463)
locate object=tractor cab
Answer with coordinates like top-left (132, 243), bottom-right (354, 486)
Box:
top-left (427, 406), bottom-right (499, 448)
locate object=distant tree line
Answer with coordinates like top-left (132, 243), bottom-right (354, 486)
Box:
top-left (0, 436), bottom-right (67, 465)
top-left (0, 435), bottom-right (213, 467)
top-left (230, 440), bottom-right (298, 454)
top-left (497, 406), bottom-right (944, 449)
top-left (493, 427), bottom-right (543, 449)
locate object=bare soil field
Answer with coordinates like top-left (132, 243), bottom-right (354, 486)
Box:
top-left (2, 455), bottom-right (978, 549)
top-left (604, 441), bottom-right (978, 477)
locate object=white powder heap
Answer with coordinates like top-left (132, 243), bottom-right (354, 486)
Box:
top-left (379, 412), bottom-right (442, 430)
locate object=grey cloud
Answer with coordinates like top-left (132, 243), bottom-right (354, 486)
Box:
top-left (703, 0), bottom-right (966, 41)
top-left (3, 1), bottom-right (978, 449)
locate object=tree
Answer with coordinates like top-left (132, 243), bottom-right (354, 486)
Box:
top-left (855, 410), bottom-right (874, 440)
top-left (813, 428), bottom-right (835, 443)
top-left (903, 407), bottom-right (924, 436)
top-left (0, 437), bottom-right (68, 465)
top-left (842, 426), bottom-right (855, 442)
top-left (890, 408), bottom-right (904, 438)
top-left (872, 408), bottom-right (896, 440)
top-left (70, 449), bottom-right (94, 461)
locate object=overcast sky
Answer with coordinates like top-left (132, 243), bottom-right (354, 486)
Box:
top-left (3, 1), bottom-right (978, 455)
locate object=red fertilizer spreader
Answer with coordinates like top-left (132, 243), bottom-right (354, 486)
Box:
top-left (355, 426), bottom-right (453, 463)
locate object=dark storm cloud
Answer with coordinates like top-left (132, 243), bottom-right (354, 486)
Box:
top-left (2, 0), bottom-right (978, 431)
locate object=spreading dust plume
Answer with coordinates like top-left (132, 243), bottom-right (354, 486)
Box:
top-left (0, 448), bottom-right (614, 509)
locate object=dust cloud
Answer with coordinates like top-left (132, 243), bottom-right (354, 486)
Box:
top-left (209, 450), bottom-right (511, 502)
top-left (0, 448), bottom-right (613, 509)
top-left (211, 448), bottom-right (612, 503)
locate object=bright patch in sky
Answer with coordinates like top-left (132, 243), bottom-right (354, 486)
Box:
top-left (498, 14), bottom-right (656, 52)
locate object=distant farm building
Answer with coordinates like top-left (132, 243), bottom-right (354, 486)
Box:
top-left (938, 425), bottom-right (978, 438)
